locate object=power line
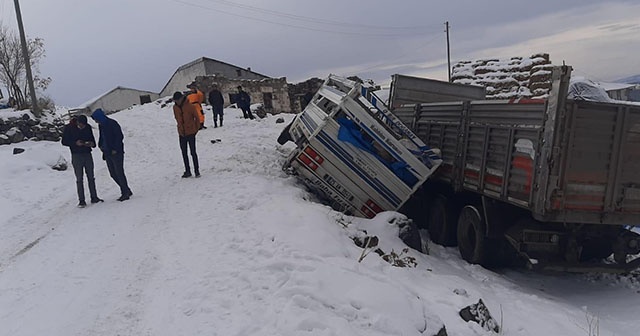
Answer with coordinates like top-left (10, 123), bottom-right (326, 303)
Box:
top-left (170, 0), bottom-right (438, 37)
top-left (354, 32), bottom-right (444, 74)
top-left (199, 0), bottom-right (441, 31)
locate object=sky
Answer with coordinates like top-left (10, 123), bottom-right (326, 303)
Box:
top-left (0, 0), bottom-right (639, 106)
top-left (1, 103), bottom-right (640, 335)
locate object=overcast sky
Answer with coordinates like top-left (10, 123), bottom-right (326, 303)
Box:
top-left (1, 0), bottom-right (639, 106)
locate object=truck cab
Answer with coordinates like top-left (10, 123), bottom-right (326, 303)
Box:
top-left (280, 75), bottom-right (442, 218)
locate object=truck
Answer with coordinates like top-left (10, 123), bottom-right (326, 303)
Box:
top-left (279, 68), bottom-right (640, 272)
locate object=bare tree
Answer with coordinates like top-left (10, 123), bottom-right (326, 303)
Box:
top-left (0, 24), bottom-right (49, 110)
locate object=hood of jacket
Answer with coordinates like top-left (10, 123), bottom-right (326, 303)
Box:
top-left (91, 108), bottom-right (107, 123)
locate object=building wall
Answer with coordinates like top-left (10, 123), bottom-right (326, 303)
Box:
top-left (161, 59), bottom-right (269, 98)
top-left (288, 78), bottom-right (324, 113)
top-left (203, 61), bottom-right (267, 81)
top-left (193, 76), bottom-right (291, 114)
top-left (88, 88), bottom-right (159, 114)
top-left (160, 62), bottom-right (207, 98)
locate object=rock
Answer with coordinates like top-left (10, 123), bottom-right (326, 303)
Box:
top-left (459, 299), bottom-right (500, 333)
top-left (0, 134), bottom-right (10, 145)
top-left (13, 147), bottom-right (25, 155)
top-left (21, 113), bottom-right (30, 120)
top-left (6, 127), bottom-right (24, 143)
top-left (254, 105), bottom-right (267, 118)
top-left (453, 288), bottom-right (468, 297)
top-left (51, 155), bottom-right (68, 171)
top-left (435, 326), bottom-right (448, 336)
top-left (275, 117), bottom-right (285, 124)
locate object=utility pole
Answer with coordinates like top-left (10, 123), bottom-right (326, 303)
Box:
top-left (13, 0), bottom-right (39, 117)
top-left (445, 21), bottom-right (451, 82)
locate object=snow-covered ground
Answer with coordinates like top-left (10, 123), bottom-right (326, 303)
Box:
top-left (1, 101), bottom-right (639, 336)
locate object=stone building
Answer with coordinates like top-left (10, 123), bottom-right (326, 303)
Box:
top-left (160, 57), bottom-right (270, 98)
top-left (192, 75), bottom-right (291, 114)
top-left (287, 77), bottom-right (324, 113)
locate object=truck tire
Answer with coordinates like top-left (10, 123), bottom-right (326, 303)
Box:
top-left (457, 205), bottom-right (489, 265)
top-left (427, 195), bottom-right (457, 246)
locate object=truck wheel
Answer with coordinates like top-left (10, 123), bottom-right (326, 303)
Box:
top-left (428, 195), bottom-right (457, 246)
top-left (457, 205), bottom-right (488, 265)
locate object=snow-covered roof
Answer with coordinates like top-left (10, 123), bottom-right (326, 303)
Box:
top-left (74, 86), bottom-right (159, 109)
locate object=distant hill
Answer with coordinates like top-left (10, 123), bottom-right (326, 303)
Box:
top-left (615, 74), bottom-right (640, 84)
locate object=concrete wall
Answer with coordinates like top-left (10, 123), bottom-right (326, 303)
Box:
top-left (193, 76), bottom-right (291, 114)
top-left (160, 62), bottom-right (207, 98)
top-left (88, 88), bottom-right (159, 114)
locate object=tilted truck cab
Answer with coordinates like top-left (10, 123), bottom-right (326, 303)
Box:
top-left (279, 75), bottom-right (442, 219)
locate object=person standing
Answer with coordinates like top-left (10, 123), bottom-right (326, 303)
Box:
top-left (173, 91), bottom-right (200, 178)
top-left (236, 86), bottom-right (254, 120)
top-left (187, 85), bottom-right (206, 129)
top-left (90, 108), bottom-right (133, 201)
top-left (61, 115), bottom-right (103, 207)
top-left (208, 85), bottom-right (224, 128)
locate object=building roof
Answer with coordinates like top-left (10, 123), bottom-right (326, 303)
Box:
top-left (75, 86), bottom-right (159, 109)
top-left (160, 57), bottom-right (270, 95)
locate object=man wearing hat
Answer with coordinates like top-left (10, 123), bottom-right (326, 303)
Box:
top-left (173, 91), bottom-right (201, 178)
top-left (61, 114), bottom-right (103, 207)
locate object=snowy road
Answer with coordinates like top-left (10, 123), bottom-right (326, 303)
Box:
top-left (1, 102), bottom-right (638, 336)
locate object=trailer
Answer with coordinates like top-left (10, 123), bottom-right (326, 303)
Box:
top-left (392, 66), bottom-right (640, 272)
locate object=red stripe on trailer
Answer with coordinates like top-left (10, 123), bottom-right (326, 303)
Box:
top-left (508, 98), bottom-right (545, 104)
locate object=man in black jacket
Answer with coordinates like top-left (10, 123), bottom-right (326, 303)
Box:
top-left (61, 115), bottom-right (103, 207)
top-left (208, 85), bottom-right (224, 127)
top-left (236, 86), bottom-right (254, 120)
top-left (91, 109), bottom-right (133, 201)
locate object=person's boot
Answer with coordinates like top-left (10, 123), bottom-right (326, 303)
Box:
top-left (182, 171), bottom-right (192, 178)
top-left (78, 200), bottom-right (87, 208)
top-left (91, 197), bottom-right (104, 204)
top-left (214, 120), bottom-right (218, 128)
top-left (195, 170), bottom-right (201, 178)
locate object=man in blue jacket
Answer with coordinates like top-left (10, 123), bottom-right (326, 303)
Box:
top-left (91, 109), bottom-right (133, 201)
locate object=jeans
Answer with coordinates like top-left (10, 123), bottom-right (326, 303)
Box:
top-left (105, 152), bottom-right (131, 196)
top-left (212, 105), bottom-right (224, 126)
top-left (240, 106), bottom-right (254, 119)
top-left (179, 134), bottom-right (199, 173)
top-left (72, 153), bottom-right (98, 202)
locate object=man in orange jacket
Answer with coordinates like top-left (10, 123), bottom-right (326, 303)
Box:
top-left (187, 85), bottom-right (206, 129)
top-left (173, 91), bottom-right (200, 178)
